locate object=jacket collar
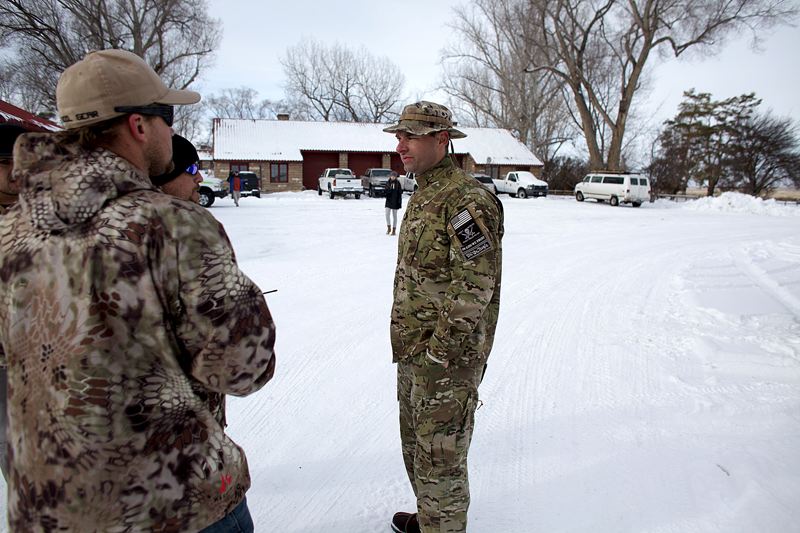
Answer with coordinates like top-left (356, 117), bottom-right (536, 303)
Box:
top-left (416, 156), bottom-right (455, 190)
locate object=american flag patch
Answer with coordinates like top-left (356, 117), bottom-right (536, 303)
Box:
top-left (450, 208), bottom-right (492, 260)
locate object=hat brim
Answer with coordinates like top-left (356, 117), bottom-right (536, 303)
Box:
top-left (382, 123), bottom-right (466, 139)
top-left (155, 88), bottom-right (201, 106)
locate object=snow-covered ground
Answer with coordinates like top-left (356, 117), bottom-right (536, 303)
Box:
top-left (2, 191), bottom-right (799, 532)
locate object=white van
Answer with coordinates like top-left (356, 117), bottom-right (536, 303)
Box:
top-left (574, 172), bottom-right (651, 207)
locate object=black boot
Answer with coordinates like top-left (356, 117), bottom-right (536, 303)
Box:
top-left (391, 512), bottom-right (419, 533)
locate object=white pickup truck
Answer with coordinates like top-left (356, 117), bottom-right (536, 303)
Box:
top-left (318, 168), bottom-right (363, 199)
top-left (400, 172), bottom-right (417, 193)
top-left (493, 171), bottom-right (549, 198)
top-left (198, 171), bottom-right (227, 208)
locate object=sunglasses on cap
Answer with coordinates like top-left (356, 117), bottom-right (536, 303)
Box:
top-left (186, 163), bottom-right (199, 175)
top-left (114, 104), bottom-right (175, 127)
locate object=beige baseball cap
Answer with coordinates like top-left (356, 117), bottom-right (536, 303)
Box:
top-left (56, 49), bottom-right (201, 129)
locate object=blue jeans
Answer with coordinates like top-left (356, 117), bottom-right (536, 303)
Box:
top-left (200, 497), bottom-right (254, 533)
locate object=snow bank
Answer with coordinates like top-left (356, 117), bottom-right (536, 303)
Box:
top-left (682, 191), bottom-right (800, 217)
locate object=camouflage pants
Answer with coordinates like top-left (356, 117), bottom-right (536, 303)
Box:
top-left (397, 359), bottom-right (482, 533)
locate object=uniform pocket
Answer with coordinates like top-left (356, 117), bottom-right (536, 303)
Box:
top-left (415, 388), bottom-right (477, 470)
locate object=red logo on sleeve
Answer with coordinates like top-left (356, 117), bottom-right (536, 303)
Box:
top-left (219, 474), bottom-right (233, 494)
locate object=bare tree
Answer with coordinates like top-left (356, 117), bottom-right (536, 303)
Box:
top-left (524, 0), bottom-right (797, 171)
top-left (442, 0), bottom-right (573, 165)
top-left (729, 114), bottom-right (800, 195)
top-left (205, 87), bottom-right (280, 120)
top-left (0, 0), bottom-right (221, 125)
top-left (281, 39), bottom-right (405, 123)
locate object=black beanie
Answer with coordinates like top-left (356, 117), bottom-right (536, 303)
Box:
top-left (152, 134), bottom-right (200, 186)
top-left (0, 123), bottom-right (28, 159)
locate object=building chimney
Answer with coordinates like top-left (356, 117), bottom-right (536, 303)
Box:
top-left (277, 113), bottom-right (290, 121)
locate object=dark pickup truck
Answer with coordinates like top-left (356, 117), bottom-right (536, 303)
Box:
top-left (361, 168), bottom-right (394, 197)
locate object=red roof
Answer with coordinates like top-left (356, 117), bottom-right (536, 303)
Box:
top-left (0, 99), bottom-right (61, 132)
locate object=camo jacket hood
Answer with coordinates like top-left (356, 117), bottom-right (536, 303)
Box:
top-left (390, 156), bottom-right (503, 369)
top-left (0, 133), bottom-right (276, 532)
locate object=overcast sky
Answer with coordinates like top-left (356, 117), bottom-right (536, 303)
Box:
top-left (202, 0), bottom-right (800, 129)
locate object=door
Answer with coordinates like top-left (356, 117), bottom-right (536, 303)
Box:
top-left (588, 175), bottom-right (603, 198)
top-left (302, 151), bottom-right (339, 190)
top-left (390, 153), bottom-right (404, 175)
top-left (348, 153), bottom-right (383, 178)
top-left (632, 176), bottom-right (650, 201)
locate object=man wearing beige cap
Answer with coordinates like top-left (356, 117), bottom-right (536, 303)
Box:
top-left (384, 102), bottom-right (503, 533)
top-left (0, 49), bottom-right (276, 532)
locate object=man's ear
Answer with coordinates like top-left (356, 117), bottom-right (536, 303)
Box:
top-left (125, 114), bottom-right (147, 142)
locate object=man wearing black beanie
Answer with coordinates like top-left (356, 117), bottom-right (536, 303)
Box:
top-left (152, 134), bottom-right (203, 203)
top-left (0, 123), bottom-right (28, 215)
top-left (0, 122), bottom-right (29, 482)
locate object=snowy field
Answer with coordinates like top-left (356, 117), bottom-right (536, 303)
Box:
top-left (2, 191), bottom-right (799, 532)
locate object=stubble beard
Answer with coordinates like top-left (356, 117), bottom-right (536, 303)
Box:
top-left (146, 142), bottom-right (173, 177)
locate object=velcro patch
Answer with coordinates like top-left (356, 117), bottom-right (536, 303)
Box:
top-left (450, 208), bottom-right (492, 260)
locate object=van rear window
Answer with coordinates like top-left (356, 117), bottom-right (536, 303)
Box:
top-left (641, 178), bottom-right (649, 186)
top-left (603, 177), bottom-right (624, 184)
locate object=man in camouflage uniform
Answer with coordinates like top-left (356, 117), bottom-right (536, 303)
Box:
top-left (0, 50), bottom-right (275, 532)
top-left (384, 102), bottom-right (503, 533)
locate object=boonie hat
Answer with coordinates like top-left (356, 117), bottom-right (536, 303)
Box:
top-left (0, 124), bottom-right (29, 158)
top-left (151, 135), bottom-right (199, 186)
top-left (383, 101), bottom-right (466, 139)
top-left (56, 49), bottom-right (201, 129)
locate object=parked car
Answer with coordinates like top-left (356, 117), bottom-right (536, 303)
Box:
top-left (361, 168), bottom-right (394, 197)
top-left (400, 172), bottom-right (417, 193)
top-left (198, 171), bottom-right (227, 208)
top-left (574, 172), bottom-right (651, 207)
top-left (493, 171), bottom-right (548, 198)
top-left (318, 168), bottom-right (363, 199)
top-left (472, 173), bottom-right (498, 194)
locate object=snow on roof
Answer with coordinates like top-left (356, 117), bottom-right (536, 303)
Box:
top-left (0, 100), bottom-right (61, 132)
top-left (212, 119), bottom-right (542, 166)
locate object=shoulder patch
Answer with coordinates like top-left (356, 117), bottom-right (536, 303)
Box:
top-left (450, 207), bottom-right (493, 260)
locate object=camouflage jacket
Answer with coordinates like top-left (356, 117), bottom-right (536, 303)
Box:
top-left (390, 157), bottom-right (503, 369)
top-left (0, 132), bottom-right (276, 532)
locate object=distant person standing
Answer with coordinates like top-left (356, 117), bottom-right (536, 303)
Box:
top-left (152, 134), bottom-right (203, 204)
top-left (228, 169), bottom-right (241, 206)
top-left (385, 171), bottom-right (402, 235)
top-left (383, 101), bottom-right (503, 533)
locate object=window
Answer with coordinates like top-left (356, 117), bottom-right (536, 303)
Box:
top-left (230, 163), bottom-right (248, 173)
top-left (603, 176), bottom-right (624, 184)
top-left (270, 163), bottom-right (288, 183)
top-left (641, 178), bottom-right (649, 186)
top-left (509, 174), bottom-right (517, 182)
top-left (591, 176), bottom-right (603, 183)
top-left (630, 178), bottom-right (639, 185)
